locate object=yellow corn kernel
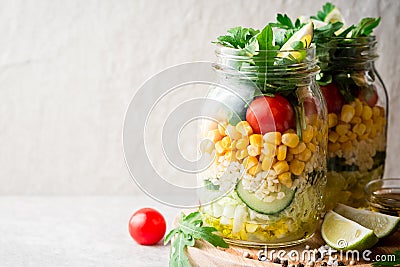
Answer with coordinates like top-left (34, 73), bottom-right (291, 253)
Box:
top-left (272, 161), bottom-right (289, 175)
top-left (286, 151), bottom-right (294, 162)
top-left (262, 143), bottom-right (276, 157)
top-left (348, 132), bottom-right (357, 141)
top-left (225, 125), bottom-right (242, 140)
top-left (220, 136), bottom-right (231, 150)
top-left (199, 139), bottom-right (214, 153)
top-left (358, 133), bottom-right (369, 141)
top-left (261, 157), bottom-right (274, 171)
top-left (378, 106), bottom-right (386, 117)
top-left (328, 113), bottom-right (338, 128)
top-left (236, 138), bottom-right (249, 150)
top-left (307, 114), bottom-right (318, 125)
top-left (248, 164), bottom-right (262, 176)
top-left (341, 141), bottom-right (353, 152)
top-left (284, 129), bottom-right (296, 134)
top-left (328, 131), bottom-right (339, 143)
top-left (243, 156), bottom-right (258, 170)
top-left (281, 133), bottom-right (300, 148)
top-left (370, 126), bottom-right (377, 138)
top-left (296, 148), bottom-right (312, 162)
top-left (338, 135), bottom-right (349, 143)
top-left (329, 142), bottom-right (341, 153)
top-left (340, 104), bottom-right (355, 123)
top-left (289, 159), bottom-right (305, 175)
top-left (277, 145), bottom-right (287, 161)
top-left (364, 119), bottom-right (373, 131)
top-left (315, 131), bottom-right (323, 143)
top-left (263, 132), bottom-right (282, 145)
top-left (215, 141), bottom-right (225, 154)
top-left (302, 125), bottom-right (314, 143)
top-left (306, 142), bottom-right (316, 152)
top-left (235, 149), bottom-right (248, 160)
top-left (278, 172), bottom-right (292, 188)
top-left (247, 145), bottom-right (261, 157)
top-left (207, 129), bottom-right (222, 143)
top-left (218, 123), bottom-right (226, 136)
top-left (350, 116), bottom-right (362, 124)
top-left (362, 105), bottom-right (373, 120)
top-left (372, 106), bottom-right (381, 119)
top-left (353, 123), bottom-right (366, 136)
top-left (354, 99), bottom-right (363, 117)
top-left (336, 124), bottom-right (350, 136)
top-left (289, 142), bottom-right (306, 155)
top-left (236, 121), bottom-right (253, 136)
top-left (249, 134), bottom-right (263, 147)
top-left (224, 150), bottom-right (233, 160)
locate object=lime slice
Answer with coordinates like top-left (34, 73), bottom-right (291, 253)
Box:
top-left (324, 7), bottom-right (345, 24)
top-left (324, 7), bottom-right (346, 35)
top-left (334, 203), bottom-right (400, 238)
top-left (321, 211), bottom-right (379, 250)
top-left (278, 22), bottom-right (313, 61)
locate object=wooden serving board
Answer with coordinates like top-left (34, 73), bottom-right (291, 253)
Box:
top-left (173, 212), bottom-right (400, 267)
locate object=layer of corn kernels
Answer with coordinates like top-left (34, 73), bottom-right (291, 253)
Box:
top-left (200, 119), bottom-right (323, 202)
top-left (327, 98), bottom-right (386, 171)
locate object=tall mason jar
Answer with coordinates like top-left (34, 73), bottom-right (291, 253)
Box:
top-left (315, 36), bottom-right (388, 209)
top-left (198, 45), bottom-right (327, 247)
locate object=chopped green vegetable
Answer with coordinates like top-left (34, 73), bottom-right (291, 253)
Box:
top-left (164, 211), bottom-right (229, 267)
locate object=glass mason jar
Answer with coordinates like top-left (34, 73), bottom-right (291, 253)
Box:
top-left (315, 36), bottom-right (388, 209)
top-left (197, 45), bottom-right (327, 247)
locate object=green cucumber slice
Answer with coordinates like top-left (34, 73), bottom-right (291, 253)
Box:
top-left (236, 180), bottom-right (295, 215)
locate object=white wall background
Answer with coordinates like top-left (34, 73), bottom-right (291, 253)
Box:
top-left (0, 0), bottom-right (399, 195)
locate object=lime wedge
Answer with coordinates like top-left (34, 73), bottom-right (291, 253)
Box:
top-left (278, 22), bottom-right (313, 61)
top-left (324, 7), bottom-right (346, 35)
top-left (334, 203), bottom-right (400, 238)
top-left (324, 7), bottom-right (345, 24)
top-left (321, 211), bottom-right (379, 250)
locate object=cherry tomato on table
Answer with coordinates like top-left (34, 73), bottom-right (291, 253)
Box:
top-left (246, 94), bottom-right (295, 134)
top-left (128, 208), bottom-right (166, 245)
top-left (320, 83), bottom-right (345, 114)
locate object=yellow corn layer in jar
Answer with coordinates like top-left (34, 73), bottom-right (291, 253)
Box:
top-left (198, 118), bottom-right (326, 246)
top-left (324, 98), bottom-right (386, 209)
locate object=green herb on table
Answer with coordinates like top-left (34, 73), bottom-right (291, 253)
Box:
top-left (164, 211), bottom-right (229, 267)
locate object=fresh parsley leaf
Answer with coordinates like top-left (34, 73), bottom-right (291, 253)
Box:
top-left (311, 2), bottom-right (335, 21)
top-left (214, 26), bottom-right (260, 49)
top-left (256, 24), bottom-right (277, 50)
top-left (351, 17), bottom-right (381, 37)
top-left (164, 212), bottom-right (229, 267)
top-left (276, 13), bottom-right (294, 29)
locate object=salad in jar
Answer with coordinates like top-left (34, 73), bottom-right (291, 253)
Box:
top-left (299, 2), bottom-right (387, 209)
top-left (198, 18), bottom-right (327, 247)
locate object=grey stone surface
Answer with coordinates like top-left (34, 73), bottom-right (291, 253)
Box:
top-left (0, 0), bottom-right (399, 194)
top-left (0, 196), bottom-right (178, 266)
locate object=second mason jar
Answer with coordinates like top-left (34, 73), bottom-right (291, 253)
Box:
top-left (198, 45), bottom-right (327, 247)
top-left (315, 36), bottom-right (388, 210)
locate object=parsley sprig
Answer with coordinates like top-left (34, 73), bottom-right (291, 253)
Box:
top-left (164, 211), bottom-right (229, 267)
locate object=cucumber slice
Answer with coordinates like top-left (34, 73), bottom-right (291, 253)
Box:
top-left (236, 180), bottom-right (295, 215)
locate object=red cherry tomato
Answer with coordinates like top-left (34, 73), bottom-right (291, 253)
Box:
top-left (358, 85), bottom-right (378, 107)
top-left (128, 208), bottom-right (166, 245)
top-left (246, 94), bottom-right (295, 134)
top-left (320, 83), bottom-right (345, 114)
